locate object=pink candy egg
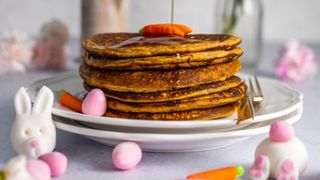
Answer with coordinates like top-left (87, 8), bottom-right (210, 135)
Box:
top-left (82, 89), bottom-right (107, 116)
top-left (39, 152), bottom-right (68, 177)
top-left (27, 160), bottom-right (51, 180)
top-left (112, 142), bottom-right (142, 170)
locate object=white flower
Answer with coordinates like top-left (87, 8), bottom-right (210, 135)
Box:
top-left (1, 30), bottom-right (33, 63)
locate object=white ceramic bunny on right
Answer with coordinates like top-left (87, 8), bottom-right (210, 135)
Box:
top-left (249, 121), bottom-right (308, 180)
top-left (11, 86), bottom-right (56, 159)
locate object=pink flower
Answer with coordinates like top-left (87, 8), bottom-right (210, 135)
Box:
top-left (0, 30), bottom-right (33, 75)
top-left (0, 30), bottom-right (33, 64)
top-left (276, 39), bottom-right (318, 82)
top-left (31, 40), bottom-right (68, 69)
top-left (31, 19), bottom-right (69, 69)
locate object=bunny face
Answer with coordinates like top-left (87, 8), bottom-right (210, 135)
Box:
top-left (11, 86), bottom-right (56, 159)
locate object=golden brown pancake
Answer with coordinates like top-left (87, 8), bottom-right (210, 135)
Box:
top-left (82, 48), bottom-right (243, 70)
top-left (107, 84), bottom-right (245, 113)
top-left (79, 59), bottom-right (242, 93)
top-left (83, 33), bottom-right (241, 58)
top-left (105, 103), bottom-right (238, 121)
top-left (84, 76), bottom-right (242, 103)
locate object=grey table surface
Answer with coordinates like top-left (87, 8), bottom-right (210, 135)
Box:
top-left (0, 42), bottom-right (320, 180)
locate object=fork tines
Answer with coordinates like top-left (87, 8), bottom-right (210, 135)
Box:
top-left (249, 75), bottom-right (264, 103)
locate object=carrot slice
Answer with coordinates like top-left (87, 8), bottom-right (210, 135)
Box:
top-left (59, 89), bottom-right (82, 113)
top-left (140, 24), bottom-right (192, 37)
top-left (187, 165), bottom-right (245, 180)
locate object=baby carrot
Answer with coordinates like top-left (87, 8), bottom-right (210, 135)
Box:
top-left (139, 24), bottom-right (192, 37)
top-left (174, 24), bottom-right (192, 34)
top-left (187, 165), bottom-right (245, 180)
top-left (141, 24), bottom-right (183, 36)
top-left (59, 88), bottom-right (82, 113)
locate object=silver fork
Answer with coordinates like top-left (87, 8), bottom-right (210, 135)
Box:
top-left (247, 76), bottom-right (264, 114)
top-left (249, 75), bottom-right (264, 104)
top-left (237, 75), bottom-right (264, 124)
top-left (237, 80), bottom-right (255, 124)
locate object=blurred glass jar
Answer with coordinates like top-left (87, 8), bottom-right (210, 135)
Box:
top-left (215, 0), bottom-right (263, 69)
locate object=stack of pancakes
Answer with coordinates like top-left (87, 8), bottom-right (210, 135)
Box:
top-left (80, 33), bottom-right (245, 121)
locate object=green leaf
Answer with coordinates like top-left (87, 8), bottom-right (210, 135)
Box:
top-left (222, 0), bottom-right (244, 34)
top-left (236, 165), bottom-right (245, 177)
top-left (59, 88), bottom-right (66, 94)
top-left (138, 28), bottom-right (143, 35)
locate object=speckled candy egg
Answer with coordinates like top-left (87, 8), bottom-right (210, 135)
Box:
top-left (82, 89), bottom-right (107, 116)
top-left (112, 142), bottom-right (142, 170)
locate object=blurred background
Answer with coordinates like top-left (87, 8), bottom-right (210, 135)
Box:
top-left (0, 0), bottom-right (319, 79)
top-left (1, 0), bottom-right (319, 41)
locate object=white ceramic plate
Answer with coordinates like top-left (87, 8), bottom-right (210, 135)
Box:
top-left (71, 104), bottom-right (303, 134)
top-left (53, 107), bottom-right (302, 152)
top-left (28, 71), bottom-right (303, 130)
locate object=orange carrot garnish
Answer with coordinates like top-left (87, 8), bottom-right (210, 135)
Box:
top-left (139, 24), bottom-right (192, 37)
top-left (59, 89), bottom-right (82, 113)
top-left (187, 165), bottom-right (245, 180)
top-left (174, 24), bottom-right (192, 34)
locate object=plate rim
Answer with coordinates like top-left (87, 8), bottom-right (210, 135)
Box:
top-left (54, 107), bottom-right (302, 141)
top-left (28, 71), bottom-right (303, 129)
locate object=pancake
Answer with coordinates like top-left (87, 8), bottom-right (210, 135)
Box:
top-left (83, 33), bottom-right (241, 58)
top-left (105, 103), bottom-right (238, 121)
top-left (82, 48), bottom-right (243, 70)
top-left (107, 83), bottom-right (245, 113)
top-left (79, 59), bottom-right (242, 93)
top-left (84, 76), bottom-right (242, 103)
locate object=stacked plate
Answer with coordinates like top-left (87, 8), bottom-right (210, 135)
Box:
top-left (28, 72), bottom-right (303, 152)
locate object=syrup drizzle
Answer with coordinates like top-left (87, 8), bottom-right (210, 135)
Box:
top-left (108, 36), bottom-right (201, 48)
top-left (171, 0), bottom-right (175, 24)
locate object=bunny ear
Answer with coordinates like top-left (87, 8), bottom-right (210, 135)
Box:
top-left (32, 86), bottom-right (54, 114)
top-left (14, 87), bottom-right (31, 115)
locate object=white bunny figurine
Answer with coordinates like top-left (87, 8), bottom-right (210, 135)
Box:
top-left (11, 86), bottom-right (56, 159)
top-left (249, 121), bottom-right (308, 180)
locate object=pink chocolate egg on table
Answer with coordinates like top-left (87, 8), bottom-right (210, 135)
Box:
top-left (27, 160), bottom-right (51, 180)
top-left (112, 142), bottom-right (142, 170)
top-left (82, 89), bottom-right (107, 116)
top-left (39, 152), bottom-right (68, 177)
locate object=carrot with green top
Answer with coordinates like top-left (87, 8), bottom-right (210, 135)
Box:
top-left (59, 88), bottom-right (82, 113)
top-left (187, 165), bottom-right (245, 180)
top-left (139, 24), bottom-right (192, 37)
